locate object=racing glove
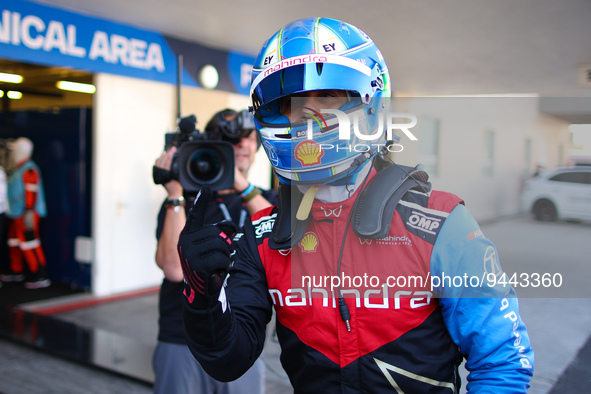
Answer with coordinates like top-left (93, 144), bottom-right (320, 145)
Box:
top-left (178, 186), bottom-right (236, 309)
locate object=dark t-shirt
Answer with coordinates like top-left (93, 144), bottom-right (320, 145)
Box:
top-left (156, 188), bottom-right (277, 344)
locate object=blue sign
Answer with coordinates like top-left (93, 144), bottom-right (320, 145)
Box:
top-left (0, 0), bottom-right (255, 94)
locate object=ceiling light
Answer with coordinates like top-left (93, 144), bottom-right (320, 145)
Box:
top-left (56, 81), bottom-right (96, 94)
top-left (7, 91), bottom-right (22, 99)
top-left (0, 90), bottom-right (3, 98)
top-left (0, 72), bottom-right (23, 84)
top-left (198, 65), bottom-right (219, 89)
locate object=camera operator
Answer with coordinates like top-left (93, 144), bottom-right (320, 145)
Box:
top-left (152, 108), bottom-right (276, 394)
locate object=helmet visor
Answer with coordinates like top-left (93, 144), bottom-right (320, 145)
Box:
top-left (251, 59), bottom-right (378, 128)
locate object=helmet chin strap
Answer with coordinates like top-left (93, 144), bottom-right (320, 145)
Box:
top-left (295, 185), bottom-right (319, 221)
top-left (294, 157), bottom-right (373, 220)
top-left (291, 145), bottom-right (381, 230)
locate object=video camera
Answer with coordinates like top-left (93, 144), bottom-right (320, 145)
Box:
top-left (164, 114), bottom-right (235, 192)
top-left (159, 110), bottom-right (257, 191)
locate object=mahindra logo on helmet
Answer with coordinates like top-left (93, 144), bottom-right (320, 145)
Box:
top-left (263, 55), bottom-right (328, 78)
top-left (251, 54), bottom-right (372, 96)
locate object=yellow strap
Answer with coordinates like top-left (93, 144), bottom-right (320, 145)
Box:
top-left (296, 185), bottom-right (319, 221)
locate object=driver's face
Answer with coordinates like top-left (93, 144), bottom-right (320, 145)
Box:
top-left (280, 90), bottom-right (349, 123)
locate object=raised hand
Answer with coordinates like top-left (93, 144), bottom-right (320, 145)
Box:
top-left (177, 186), bottom-right (237, 309)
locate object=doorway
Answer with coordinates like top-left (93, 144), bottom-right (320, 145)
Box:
top-left (0, 59), bottom-right (94, 294)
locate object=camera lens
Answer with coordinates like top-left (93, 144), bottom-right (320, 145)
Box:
top-left (186, 148), bottom-right (224, 184)
top-left (178, 141), bottom-right (234, 191)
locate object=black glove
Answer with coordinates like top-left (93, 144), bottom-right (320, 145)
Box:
top-left (178, 187), bottom-right (237, 309)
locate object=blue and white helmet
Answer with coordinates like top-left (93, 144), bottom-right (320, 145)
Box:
top-left (250, 17), bottom-right (391, 185)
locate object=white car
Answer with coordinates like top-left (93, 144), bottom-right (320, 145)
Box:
top-left (521, 166), bottom-right (591, 221)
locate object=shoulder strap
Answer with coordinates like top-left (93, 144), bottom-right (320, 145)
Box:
top-left (268, 183), bottom-right (308, 250)
top-left (353, 163), bottom-right (431, 239)
top-left (269, 161), bottom-right (432, 249)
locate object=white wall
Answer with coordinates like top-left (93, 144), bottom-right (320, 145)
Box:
top-left (93, 74), bottom-right (175, 296)
top-left (92, 74), bottom-right (271, 296)
top-left (391, 96), bottom-right (572, 221)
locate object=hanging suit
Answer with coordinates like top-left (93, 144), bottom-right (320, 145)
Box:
top-left (7, 160), bottom-right (48, 284)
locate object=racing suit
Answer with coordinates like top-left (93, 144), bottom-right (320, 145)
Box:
top-left (7, 160), bottom-right (47, 279)
top-left (183, 173), bottom-right (534, 393)
top-left (0, 166), bottom-right (8, 268)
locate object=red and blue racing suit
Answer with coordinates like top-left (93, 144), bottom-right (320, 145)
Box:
top-left (183, 181), bottom-right (534, 393)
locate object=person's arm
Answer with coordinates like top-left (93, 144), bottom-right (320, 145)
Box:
top-left (23, 166), bottom-right (41, 209)
top-left (179, 189), bottom-right (273, 381)
top-left (22, 165), bottom-right (41, 237)
top-left (154, 147), bottom-right (185, 282)
top-left (431, 204), bottom-right (534, 393)
top-left (233, 167), bottom-right (273, 215)
top-left (0, 167), bottom-right (6, 214)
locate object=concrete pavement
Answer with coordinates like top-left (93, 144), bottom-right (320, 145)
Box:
top-left (473, 215), bottom-right (591, 393)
